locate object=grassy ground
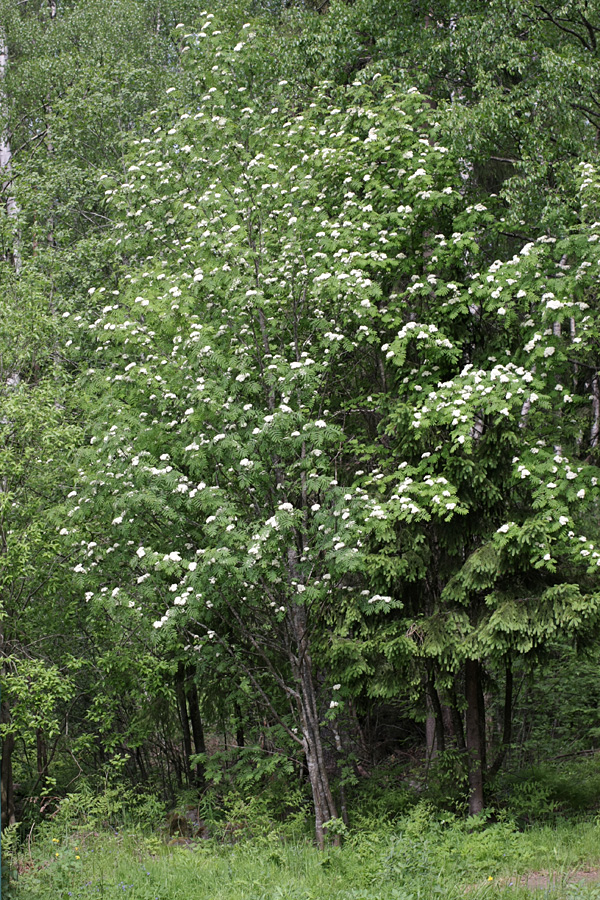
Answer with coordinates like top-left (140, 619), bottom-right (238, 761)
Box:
top-left (9, 806), bottom-right (600, 900)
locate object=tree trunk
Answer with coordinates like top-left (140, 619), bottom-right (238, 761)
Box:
top-left (174, 663), bottom-right (193, 786)
top-left (186, 676), bottom-right (206, 790)
top-left (302, 713), bottom-right (338, 850)
top-left (425, 710), bottom-right (436, 762)
top-left (135, 746), bottom-right (148, 784)
top-left (0, 30), bottom-right (21, 273)
top-left (289, 602), bottom-right (338, 849)
top-left (1, 700), bottom-right (15, 830)
top-left (488, 658), bottom-right (513, 779)
top-left (36, 727), bottom-right (48, 782)
top-left (464, 658), bottom-right (485, 816)
top-left (448, 684), bottom-right (466, 751)
top-left (332, 723), bottom-right (349, 827)
top-left (234, 701), bottom-right (245, 749)
top-left (425, 667), bottom-right (445, 760)
top-left (477, 669), bottom-right (487, 773)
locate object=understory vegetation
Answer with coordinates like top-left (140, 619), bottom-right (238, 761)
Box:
top-left (10, 765), bottom-right (600, 899)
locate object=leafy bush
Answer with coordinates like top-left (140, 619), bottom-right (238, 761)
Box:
top-left (424, 749), bottom-right (470, 813)
top-left (503, 761), bottom-right (600, 824)
top-left (41, 782), bottom-right (166, 836)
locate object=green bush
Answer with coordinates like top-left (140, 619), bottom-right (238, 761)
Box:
top-left (503, 761), bottom-right (600, 824)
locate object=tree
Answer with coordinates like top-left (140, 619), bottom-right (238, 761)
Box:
top-left (66, 6), bottom-right (485, 838)
top-left (360, 160), bottom-right (600, 813)
top-left (0, 0), bottom-right (203, 828)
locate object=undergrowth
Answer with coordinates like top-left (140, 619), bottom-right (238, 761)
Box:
top-left (9, 786), bottom-right (600, 900)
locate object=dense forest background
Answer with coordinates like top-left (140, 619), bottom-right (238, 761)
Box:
top-left (2, 0), bottom-right (600, 857)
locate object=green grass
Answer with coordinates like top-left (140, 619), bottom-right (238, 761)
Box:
top-left (10, 805), bottom-right (600, 900)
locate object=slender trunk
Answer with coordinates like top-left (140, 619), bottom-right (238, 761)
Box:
top-left (286, 541), bottom-right (338, 848)
top-left (425, 668), bottom-right (445, 760)
top-left (488, 659), bottom-right (513, 779)
top-left (449, 685), bottom-right (466, 750)
top-left (477, 671), bottom-right (487, 772)
top-left (234, 701), bottom-right (245, 748)
top-left (1, 700), bottom-right (15, 829)
top-left (290, 602), bottom-right (338, 849)
top-left (186, 677), bottom-right (206, 790)
top-left (425, 709), bottom-right (436, 762)
top-left (36, 727), bottom-right (48, 781)
top-left (0, 30), bottom-right (20, 272)
top-left (135, 746), bottom-right (148, 784)
top-left (590, 375), bottom-right (600, 451)
top-left (174, 663), bottom-right (193, 786)
top-left (301, 711), bottom-right (338, 849)
top-left (332, 724), bottom-right (349, 827)
top-left (464, 659), bottom-right (485, 816)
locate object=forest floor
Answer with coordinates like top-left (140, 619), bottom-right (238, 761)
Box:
top-left (502, 868), bottom-right (600, 890)
top-left (468, 868), bottom-right (600, 893)
top-left (9, 807), bottom-right (600, 900)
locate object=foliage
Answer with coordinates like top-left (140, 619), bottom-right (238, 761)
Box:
top-left (12, 808), bottom-right (600, 899)
top-left (3, 0), bottom-right (600, 850)
top-left (46, 782), bottom-right (167, 834)
top-left (59, 6), bottom-right (600, 826)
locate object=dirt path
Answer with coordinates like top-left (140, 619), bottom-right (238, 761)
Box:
top-left (496, 868), bottom-right (600, 891)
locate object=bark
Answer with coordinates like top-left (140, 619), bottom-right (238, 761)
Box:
top-left (36, 727), bottom-right (48, 781)
top-left (425, 668), bottom-right (445, 760)
top-left (135, 746), bottom-right (148, 784)
top-left (590, 375), bottom-right (600, 450)
top-left (332, 723), bottom-right (349, 827)
top-left (174, 663), bottom-right (193, 786)
top-left (186, 676), bottom-right (206, 790)
top-left (1, 700), bottom-right (15, 830)
top-left (477, 670), bottom-right (487, 773)
top-left (234, 701), bottom-right (245, 749)
top-left (425, 710), bottom-right (436, 762)
top-left (302, 716), bottom-right (338, 849)
top-left (0, 30), bottom-right (20, 273)
top-left (289, 600), bottom-right (338, 849)
top-left (464, 659), bottom-right (485, 816)
top-left (449, 685), bottom-right (466, 750)
top-left (488, 659), bottom-right (513, 779)
top-left (284, 541), bottom-right (339, 848)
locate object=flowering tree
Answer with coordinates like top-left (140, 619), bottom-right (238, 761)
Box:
top-left (68, 17), bottom-right (600, 829)
top-left (361, 163), bottom-right (600, 812)
top-left (68, 14), bottom-right (472, 840)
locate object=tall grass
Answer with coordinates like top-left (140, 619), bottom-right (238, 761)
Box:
top-left (10, 799), bottom-right (600, 900)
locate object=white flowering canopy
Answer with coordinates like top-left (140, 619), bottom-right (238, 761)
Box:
top-left (70, 18), bottom-right (600, 697)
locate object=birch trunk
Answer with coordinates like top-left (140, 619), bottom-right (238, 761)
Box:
top-left (0, 29), bottom-right (20, 273)
top-left (186, 676), bottom-right (206, 790)
top-left (590, 375), bottom-right (599, 451)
